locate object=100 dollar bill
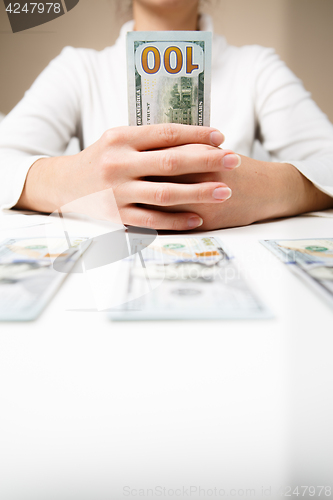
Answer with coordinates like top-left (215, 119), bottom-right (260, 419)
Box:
top-left (109, 236), bottom-right (271, 321)
top-left (261, 238), bottom-right (333, 310)
top-left (127, 31), bottom-right (212, 126)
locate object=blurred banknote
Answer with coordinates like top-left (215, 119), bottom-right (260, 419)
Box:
top-left (0, 236), bottom-right (88, 321)
top-left (261, 238), bottom-right (333, 309)
top-left (127, 31), bottom-right (212, 126)
top-left (109, 236), bottom-right (271, 320)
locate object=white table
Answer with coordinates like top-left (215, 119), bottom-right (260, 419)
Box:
top-left (0, 212), bottom-right (332, 500)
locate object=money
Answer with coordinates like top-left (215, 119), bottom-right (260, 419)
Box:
top-left (127, 31), bottom-right (212, 126)
top-left (109, 236), bottom-right (271, 320)
top-left (261, 238), bottom-right (333, 309)
top-left (0, 236), bottom-right (89, 321)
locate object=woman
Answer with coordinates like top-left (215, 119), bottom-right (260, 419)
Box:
top-left (0, 0), bottom-right (333, 231)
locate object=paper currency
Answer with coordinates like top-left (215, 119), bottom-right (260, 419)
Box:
top-left (109, 236), bottom-right (271, 320)
top-left (0, 236), bottom-right (88, 321)
top-left (261, 238), bottom-right (333, 309)
top-left (127, 31), bottom-right (212, 126)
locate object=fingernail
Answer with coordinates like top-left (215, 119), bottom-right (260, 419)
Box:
top-left (188, 216), bottom-right (203, 229)
top-left (223, 153), bottom-right (241, 169)
top-left (213, 187), bottom-right (232, 200)
top-left (210, 130), bottom-right (225, 147)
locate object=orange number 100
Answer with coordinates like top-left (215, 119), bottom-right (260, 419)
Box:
top-left (141, 46), bottom-right (199, 75)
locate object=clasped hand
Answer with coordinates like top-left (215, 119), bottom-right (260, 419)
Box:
top-left (70, 123), bottom-right (242, 230)
top-left (24, 123), bottom-right (319, 230)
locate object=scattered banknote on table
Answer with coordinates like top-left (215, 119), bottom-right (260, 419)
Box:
top-left (0, 236), bottom-right (88, 321)
top-left (127, 31), bottom-right (212, 126)
top-left (261, 238), bottom-right (333, 309)
top-left (109, 236), bottom-right (271, 320)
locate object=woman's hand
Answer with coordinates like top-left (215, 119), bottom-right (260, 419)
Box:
top-left (16, 124), bottom-right (240, 230)
top-left (149, 155), bottom-right (333, 231)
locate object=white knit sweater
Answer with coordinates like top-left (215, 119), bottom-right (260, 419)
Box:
top-left (1, 15), bottom-right (333, 209)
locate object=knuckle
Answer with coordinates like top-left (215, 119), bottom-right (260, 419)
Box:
top-left (142, 214), bottom-right (157, 229)
top-left (160, 124), bottom-right (179, 146)
top-left (196, 185), bottom-right (206, 202)
top-left (102, 129), bottom-right (114, 144)
top-left (215, 150), bottom-right (226, 168)
top-left (170, 216), bottom-right (184, 231)
top-left (102, 127), bottom-right (124, 145)
top-left (154, 185), bottom-right (170, 205)
top-left (205, 150), bottom-right (221, 171)
top-left (160, 150), bottom-right (178, 174)
top-left (197, 127), bottom-right (209, 143)
top-left (189, 126), bottom-right (210, 146)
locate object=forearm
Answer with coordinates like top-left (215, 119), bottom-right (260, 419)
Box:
top-left (157, 157), bottom-right (333, 231)
top-left (267, 161), bottom-right (333, 219)
top-left (226, 157), bottom-right (333, 222)
top-left (15, 155), bottom-right (80, 213)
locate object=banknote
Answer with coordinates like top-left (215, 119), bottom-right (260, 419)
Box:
top-left (127, 31), bottom-right (212, 126)
top-left (108, 236), bottom-right (271, 320)
top-left (0, 236), bottom-right (89, 321)
top-left (261, 238), bottom-right (333, 309)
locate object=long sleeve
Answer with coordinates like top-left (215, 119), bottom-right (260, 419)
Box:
top-left (2, 25), bottom-right (333, 211)
top-left (0, 47), bottom-right (82, 209)
top-left (253, 47), bottom-right (333, 198)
